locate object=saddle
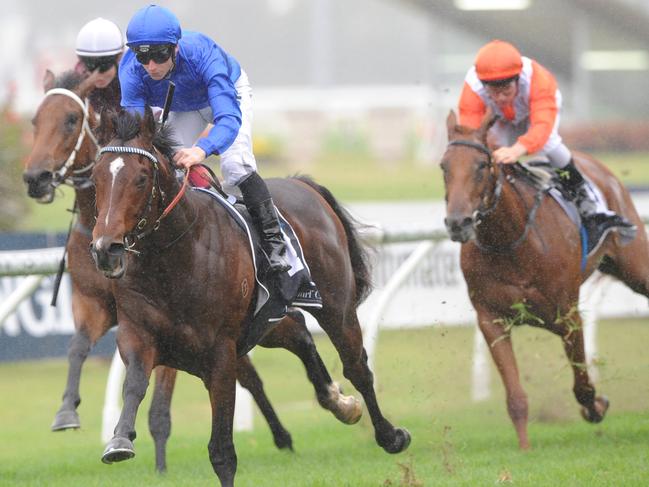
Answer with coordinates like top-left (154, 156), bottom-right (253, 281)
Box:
top-left (187, 165), bottom-right (322, 356)
top-left (516, 161), bottom-right (636, 259)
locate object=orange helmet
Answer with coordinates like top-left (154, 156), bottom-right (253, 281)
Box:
top-left (474, 40), bottom-right (523, 82)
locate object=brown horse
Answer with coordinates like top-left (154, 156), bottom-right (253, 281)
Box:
top-left (22, 70), bottom-right (321, 470)
top-left (442, 110), bottom-right (649, 449)
top-left (90, 108), bottom-right (410, 486)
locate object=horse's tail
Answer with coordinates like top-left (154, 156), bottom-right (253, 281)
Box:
top-left (294, 175), bottom-right (373, 305)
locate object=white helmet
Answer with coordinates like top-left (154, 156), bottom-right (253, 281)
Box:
top-left (75, 18), bottom-right (124, 57)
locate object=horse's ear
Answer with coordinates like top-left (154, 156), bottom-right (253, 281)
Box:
top-left (96, 109), bottom-right (117, 146)
top-left (446, 110), bottom-right (458, 140)
top-left (43, 70), bottom-right (55, 92)
top-left (476, 107), bottom-right (498, 142)
top-left (77, 71), bottom-right (101, 98)
top-left (141, 106), bottom-right (156, 141)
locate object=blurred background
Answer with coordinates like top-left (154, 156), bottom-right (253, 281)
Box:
top-left (3, 0), bottom-right (649, 230)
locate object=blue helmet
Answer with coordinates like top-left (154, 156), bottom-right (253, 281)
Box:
top-left (126, 4), bottom-right (181, 47)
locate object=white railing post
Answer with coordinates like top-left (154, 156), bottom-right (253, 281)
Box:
top-left (581, 272), bottom-right (606, 383)
top-left (363, 240), bottom-right (436, 371)
top-left (102, 349), bottom-right (125, 443)
top-left (471, 326), bottom-right (491, 401)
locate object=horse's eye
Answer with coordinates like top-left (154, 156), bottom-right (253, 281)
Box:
top-left (439, 161), bottom-right (449, 173)
top-left (64, 113), bottom-right (79, 131)
top-left (136, 175), bottom-right (147, 188)
top-left (476, 160), bottom-right (489, 171)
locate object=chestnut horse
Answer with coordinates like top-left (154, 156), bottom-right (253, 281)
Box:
top-left (442, 111), bottom-right (649, 449)
top-left (22, 70), bottom-right (323, 470)
top-left (90, 108), bottom-right (410, 486)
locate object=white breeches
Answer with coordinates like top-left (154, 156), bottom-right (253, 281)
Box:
top-left (167, 70), bottom-right (258, 186)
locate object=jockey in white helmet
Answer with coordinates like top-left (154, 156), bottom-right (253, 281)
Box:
top-left (75, 17), bottom-right (124, 109)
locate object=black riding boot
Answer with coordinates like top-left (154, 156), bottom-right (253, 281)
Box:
top-left (560, 159), bottom-right (636, 253)
top-left (560, 159), bottom-right (597, 217)
top-left (238, 172), bottom-right (291, 273)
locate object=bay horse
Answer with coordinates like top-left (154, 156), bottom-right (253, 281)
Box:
top-left (23, 70), bottom-right (343, 470)
top-left (442, 110), bottom-right (649, 449)
top-left (90, 107), bottom-right (410, 486)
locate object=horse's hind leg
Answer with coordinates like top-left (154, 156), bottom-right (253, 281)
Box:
top-left (148, 366), bottom-right (177, 472)
top-left (52, 295), bottom-right (113, 431)
top-left (260, 309), bottom-right (362, 425)
top-left (310, 307), bottom-right (410, 454)
top-left (556, 311), bottom-right (609, 423)
top-left (235, 354), bottom-right (293, 450)
top-left (477, 310), bottom-right (530, 449)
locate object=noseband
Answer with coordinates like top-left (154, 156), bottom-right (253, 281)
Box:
top-left (43, 88), bottom-right (99, 188)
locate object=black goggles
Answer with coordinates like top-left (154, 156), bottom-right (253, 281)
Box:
top-left (134, 45), bottom-right (174, 65)
top-left (80, 56), bottom-right (117, 73)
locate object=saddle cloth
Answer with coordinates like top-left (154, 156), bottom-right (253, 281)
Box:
top-left (520, 161), bottom-right (636, 259)
top-left (192, 185), bottom-right (321, 356)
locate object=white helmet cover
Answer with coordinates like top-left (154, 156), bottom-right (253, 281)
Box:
top-left (76, 17), bottom-right (124, 57)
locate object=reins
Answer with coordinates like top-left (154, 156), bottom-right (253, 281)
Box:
top-left (447, 139), bottom-right (548, 254)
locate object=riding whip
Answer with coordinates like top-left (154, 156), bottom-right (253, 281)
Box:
top-left (160, 81), bottom-right (175, 127)
top-left (51, 198), bottom-right (78, 307)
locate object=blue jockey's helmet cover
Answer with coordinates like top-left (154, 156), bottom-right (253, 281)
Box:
top-left (126, 4), bottom-right (182, 47)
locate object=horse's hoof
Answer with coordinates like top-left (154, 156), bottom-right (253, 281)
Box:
top-left (323, 382), bottom-right (363, 425)
top-left (102, 437), bottom-right (135, 464)
top-left (51, 410), bottom-right (81, 431)
top-left (381, 427), bottom-right (411, 454)
top-left (580, 396), bottom-right (610, 423)
top-left (273, 430), bottom-right (294, 451)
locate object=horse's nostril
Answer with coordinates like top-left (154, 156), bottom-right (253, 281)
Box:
top-left (23, 170), bottom-right (53, 186)
top-left (108, 243), bottom-right (125, 256)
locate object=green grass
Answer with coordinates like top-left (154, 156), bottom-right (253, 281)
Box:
top-left (17, 152), bottom-right (649, 233)
top-left (2, 320), bottom-right (649, 486)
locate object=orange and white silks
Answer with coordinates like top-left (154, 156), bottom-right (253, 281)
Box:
top-left (458, 57), bottom-right (566, 160)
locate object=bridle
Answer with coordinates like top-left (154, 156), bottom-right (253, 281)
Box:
top-left (98, 145), bottom-right (194, 252)
top-left (446, 138), bottom-right (547, 254)
top-left (447, 139), bottom-right (504, 221)
top-left (42, 88), bottom-right (99, 188)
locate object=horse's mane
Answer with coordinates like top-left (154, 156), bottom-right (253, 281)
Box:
top-left (113, 110), bottom-right (178, 161)
top-left (53, 70), bottom-right (85, 90)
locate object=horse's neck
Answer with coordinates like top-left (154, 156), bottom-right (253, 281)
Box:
top-left (475, 178), bottom-right (531, 249)
top-left (74, 185), bottom-right (97, 228)
top-left (147, 179), bottom-right (200, 247)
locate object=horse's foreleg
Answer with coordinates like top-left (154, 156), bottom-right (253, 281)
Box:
top-left (235, 354), bottom-right (293, 450)
top-left (148, 366), bottom-right (177, 472)
top-left (478, 311), bottom-right (530, 450)
top-left (312, 308), bottom-right (410, 454)
top-left (260, 310), bottom-right (362, 425)
top-left (53, 296), bottom-right (114, 431)
top-left (52, 330), bottom-right (91, 431)
top-left (102, 331), bottom-right (155, 465)
top-left (559, 317), bottom-right (609, 423)
top-left (205, 341), bottom-right (238, 487)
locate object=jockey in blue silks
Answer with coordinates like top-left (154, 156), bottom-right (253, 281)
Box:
top-left (119, 4), bottom-right (290, 273)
